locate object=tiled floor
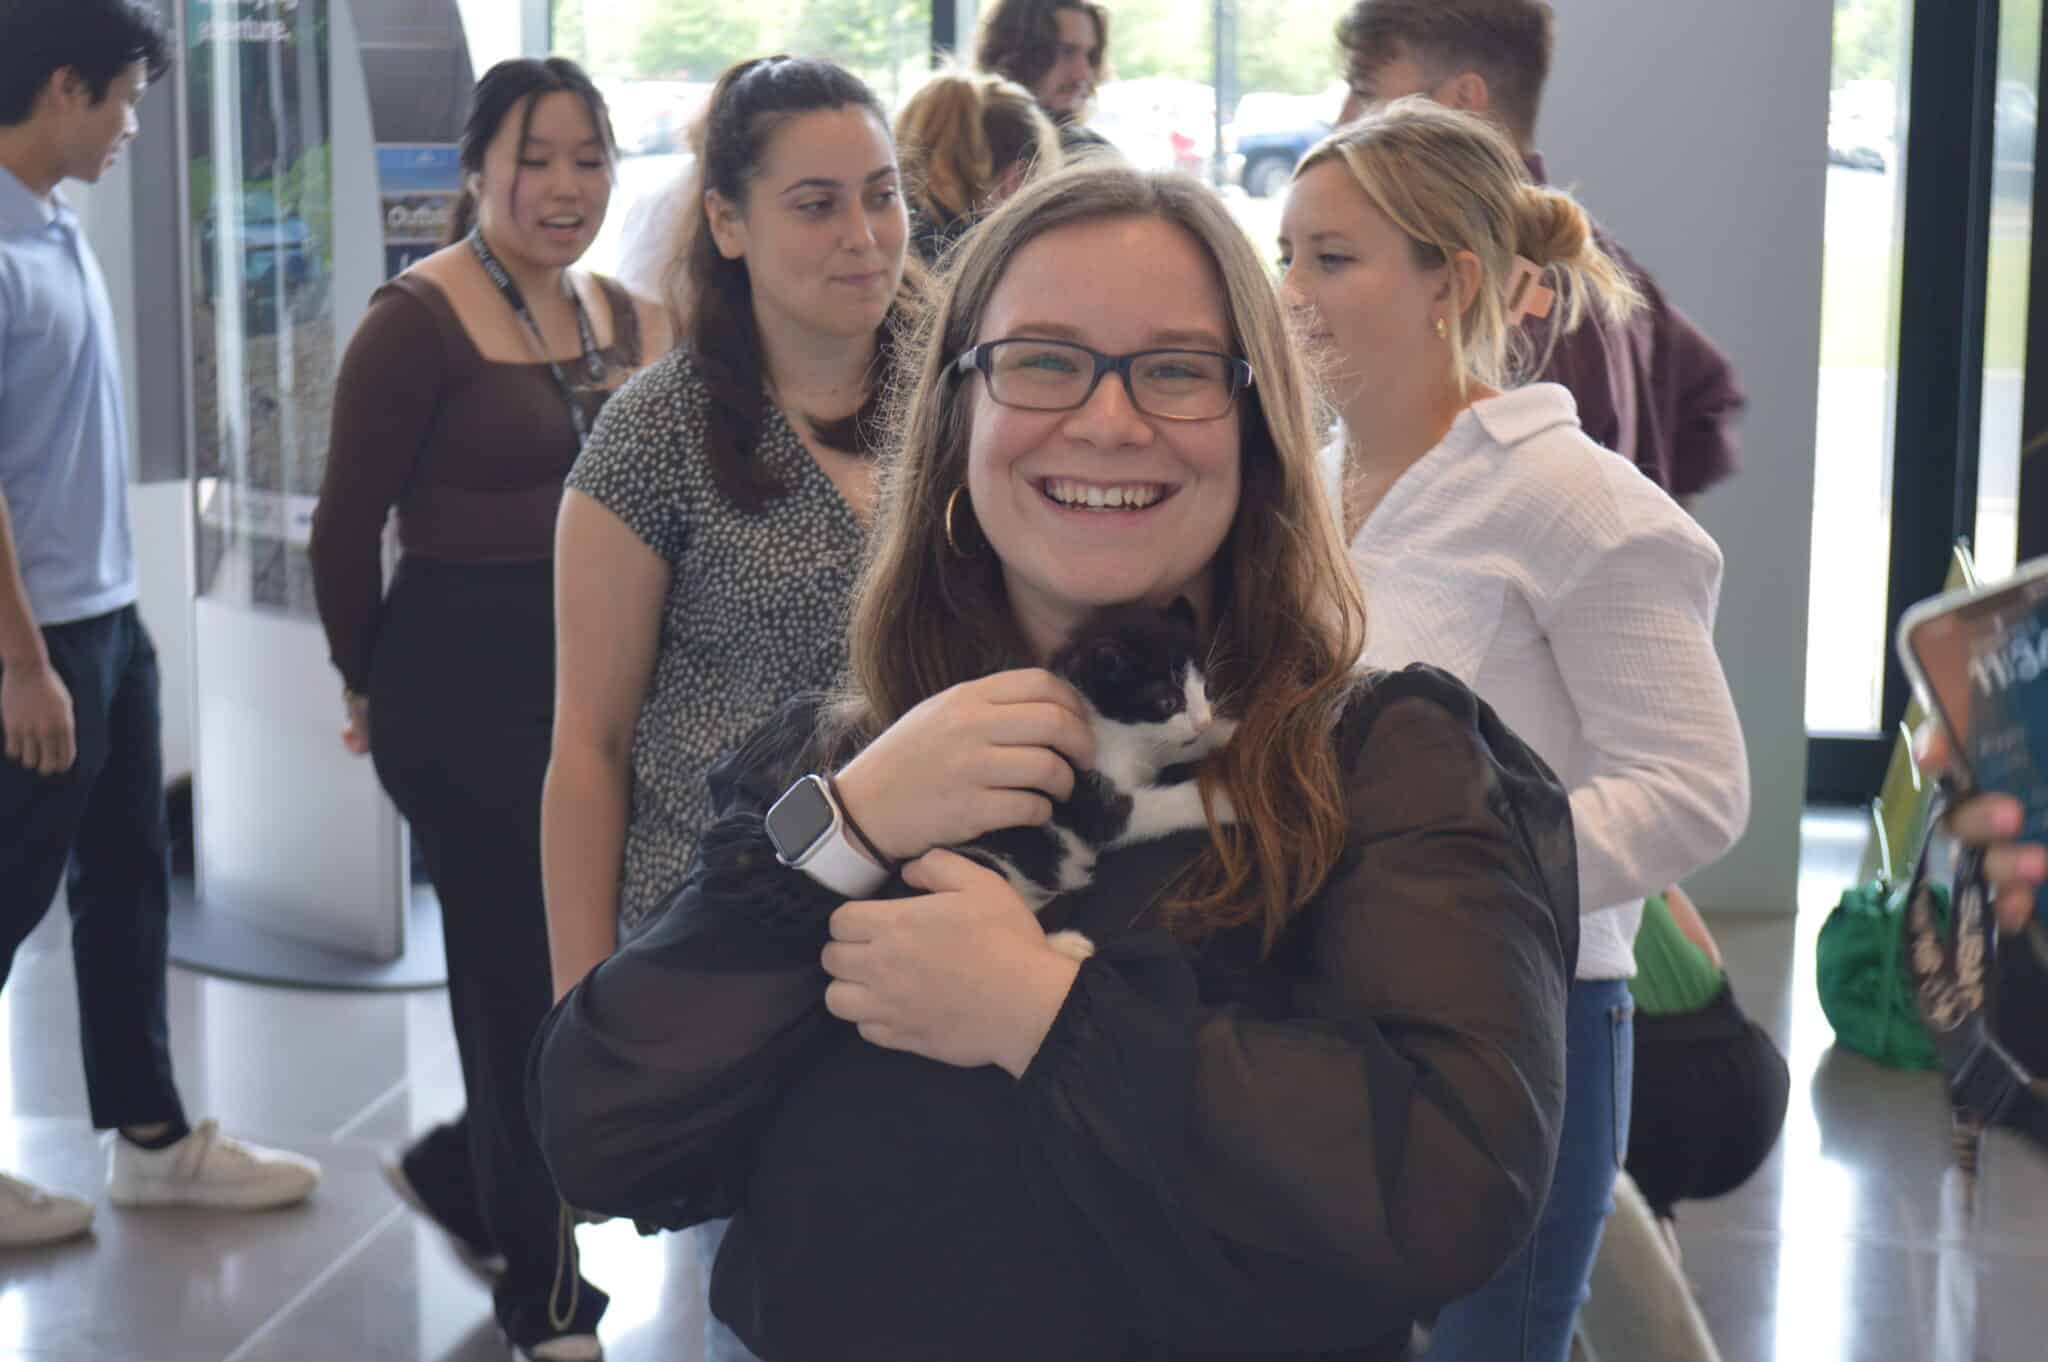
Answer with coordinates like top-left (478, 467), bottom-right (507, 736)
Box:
top-left (1, 811), bottom-right (2043, 1361)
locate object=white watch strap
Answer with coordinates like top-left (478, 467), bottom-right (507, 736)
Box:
top-left (796, 799), bottom-right (890, 899)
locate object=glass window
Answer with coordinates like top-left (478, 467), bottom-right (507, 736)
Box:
top-left (1805, 0), bottom-right (1913, 734)
top-left (187, 1), bottom-right (338, 614)
top-left (552, 0), bottom-right (1354, 285)
top-left (1098, 0), bottom-right (1348, 261)
top-left (1973, 0), bottom-right (2039, 585)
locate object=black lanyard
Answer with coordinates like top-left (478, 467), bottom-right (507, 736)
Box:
top-left (467, 230), bottom-right (604, 448)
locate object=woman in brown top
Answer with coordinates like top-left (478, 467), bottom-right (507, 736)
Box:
top-left (308, 56), bottom-right (668, 1362)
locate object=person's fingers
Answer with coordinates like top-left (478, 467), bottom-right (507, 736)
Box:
top-left (16, 730), bottom-right (40, 773)
top-left (819, 941), bottom-right (871, 982)
top-left (975, 668), bottom-right (1089, 714)
top-left (50, 721), bottom-right (76, 773)
top-left (828, 900), bottom-right (893, 943)
top-left (855, 1020), bottom-right (906, 1051)
top-left (1948, 792), bottom-right (2027, 846)
top-left (1983, 842), bottom-right (2048, 887)
top-left (901, 847), bottom-right (998, 895)
top-left (1912, 720), bottom-right (1952, 773)
top-left (980, 744), bottom-right (1077, 802)
top-left (978, 789), bottom-right (1055, 835)
top-left (982, 701), bottom-right (1097, 763)
top-left (1994, 884), bottom-right (2037, 935)
top-left (824, 978), bottom-right (877, 1023)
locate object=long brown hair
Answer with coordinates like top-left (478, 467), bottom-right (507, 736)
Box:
top-left (672, 56), bottom-right (912, 512)
top-left (893, 69), bottom-right (1059, 245)
top-left (1297, 98), bottom-right (1641, 393)
top-left (838, 164), bottom-right (1368, 949)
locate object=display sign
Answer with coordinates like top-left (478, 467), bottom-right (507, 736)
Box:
top-left (376, 143), bottom-right (462, 277)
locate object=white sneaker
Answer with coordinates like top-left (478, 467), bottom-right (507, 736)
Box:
top-left (106, 1120), bottom-right (321, 1210)
top-left (0, 1172), bottom-right (95, 1247)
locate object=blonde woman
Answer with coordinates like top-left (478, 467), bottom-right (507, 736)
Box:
top-left (531, 163), bottom-right (1579, 1361)
top-left (1279, 99), bottom-right (1750, 1362)
top-left (893, 68), bottom-right (1059, 264)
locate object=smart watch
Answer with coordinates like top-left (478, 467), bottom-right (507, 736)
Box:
top-left (764, 774), bottom-right (889, 898)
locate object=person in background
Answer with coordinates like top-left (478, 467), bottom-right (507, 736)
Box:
top-left (0, 0), bottom-right (321, 1251)
top-left (974, 0), bottom-right (1117, 159)
top-left (540, 54), bottom-right (912, 1362)
top-left (1334, 0), bottom-right (1744, 505)
top-left (893, 67), bottom-right (1060, 265)
top-left (309, 55), bottom-right (668, 1361)
top-left (1279, 101), bottom-right (1750, 1362)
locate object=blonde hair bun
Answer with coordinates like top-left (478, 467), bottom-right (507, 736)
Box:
top-left (1513, 184), bottom-right (1591, 270)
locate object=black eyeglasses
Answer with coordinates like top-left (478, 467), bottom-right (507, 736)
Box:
top-left (951, 339), bottom-right (1255, 422)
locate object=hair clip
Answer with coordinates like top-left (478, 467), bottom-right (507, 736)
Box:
top-left (1505, 255), bottom-right (1556, 325)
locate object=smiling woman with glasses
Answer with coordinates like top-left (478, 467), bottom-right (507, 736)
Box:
top-left (952, 337), bottom-right (1254, 421)
top-left (532, 162), bottom-right (1578, 1362)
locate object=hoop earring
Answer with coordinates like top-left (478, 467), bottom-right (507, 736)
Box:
top-left (944, 485), bottom-right (971, 557)
top-left (1434, 316), bottom-right (1449, 341)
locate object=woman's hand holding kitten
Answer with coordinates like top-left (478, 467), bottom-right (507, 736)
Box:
top-left (832, 669), bottom-right (1098, 865)
top-left (823, 849), bottom-right (1082, 1077)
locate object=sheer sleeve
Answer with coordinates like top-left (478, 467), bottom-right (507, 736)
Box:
top-left (1013, 669), bottom-right (1578, 1353)
top-left (528, 695), bottom-right (853, 1225)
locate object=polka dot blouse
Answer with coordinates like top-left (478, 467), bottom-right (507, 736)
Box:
top-left (565, 347), bottom-right (867, 934)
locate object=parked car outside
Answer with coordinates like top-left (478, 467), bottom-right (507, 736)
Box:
top-left (1225, 91), bottom-right (1329, 197)
top-left (1827, 79), bottom-right (1895, 174)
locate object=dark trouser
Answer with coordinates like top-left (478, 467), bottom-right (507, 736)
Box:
top-left (1625, 979), bottom-right (1790, 1219)
top-left (368, 557), bottom-right (594, 1332)
top-left (0, 605), bottom-right (185, 1132)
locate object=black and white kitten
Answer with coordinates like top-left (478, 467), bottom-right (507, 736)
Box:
top-left (958, 599), bottom-right (1237, 961)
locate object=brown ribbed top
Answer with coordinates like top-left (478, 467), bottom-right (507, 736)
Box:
top-left (310, 272), bottom-right (642, 691)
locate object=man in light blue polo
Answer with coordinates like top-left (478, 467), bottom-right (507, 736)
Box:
top-left (0, 0), bottom-right (320, 1248)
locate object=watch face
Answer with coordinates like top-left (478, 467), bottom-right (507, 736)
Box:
top-left (765, 777), bottom-right (835, 862)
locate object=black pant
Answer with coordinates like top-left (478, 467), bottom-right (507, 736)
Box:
top-left (1625, 979), bottom-right (1790, 1219)
top-left (367, 557), bottom-right (590, 1329)
top-left (0, 606), bottom-right (185, 1131)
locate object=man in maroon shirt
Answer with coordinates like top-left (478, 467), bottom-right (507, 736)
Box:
top-left (1334, 0), bottom-right (1745, 504)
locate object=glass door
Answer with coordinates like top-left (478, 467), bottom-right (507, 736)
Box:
top-left (1806, 0), bottom-right (2024, 803)
top-left (1804, 0), bottom-right (1911, 742)
top-left (1975, 0), bottom-right (2040, 584)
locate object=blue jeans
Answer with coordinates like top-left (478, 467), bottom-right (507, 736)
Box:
top-left (1422, 977), bottom-right (1636, 1362)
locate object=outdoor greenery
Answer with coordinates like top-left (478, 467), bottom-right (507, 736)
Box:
top-left (1834, 0), bottom-right (2040, 92)
top-left (553, 0), bottom-right (1352, 104)
top-left (1831, 0), bottom-right (1900, 90)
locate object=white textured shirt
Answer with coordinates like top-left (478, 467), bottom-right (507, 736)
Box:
top-left (1341, 384), bottom-right (1750, 980)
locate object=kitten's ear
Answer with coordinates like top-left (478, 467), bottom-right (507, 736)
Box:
top-left (1167, 597), bottom-right (1197, 630)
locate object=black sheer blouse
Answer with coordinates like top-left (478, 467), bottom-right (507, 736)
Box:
top-left (529, 666), bottom-right (1579, 1362)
